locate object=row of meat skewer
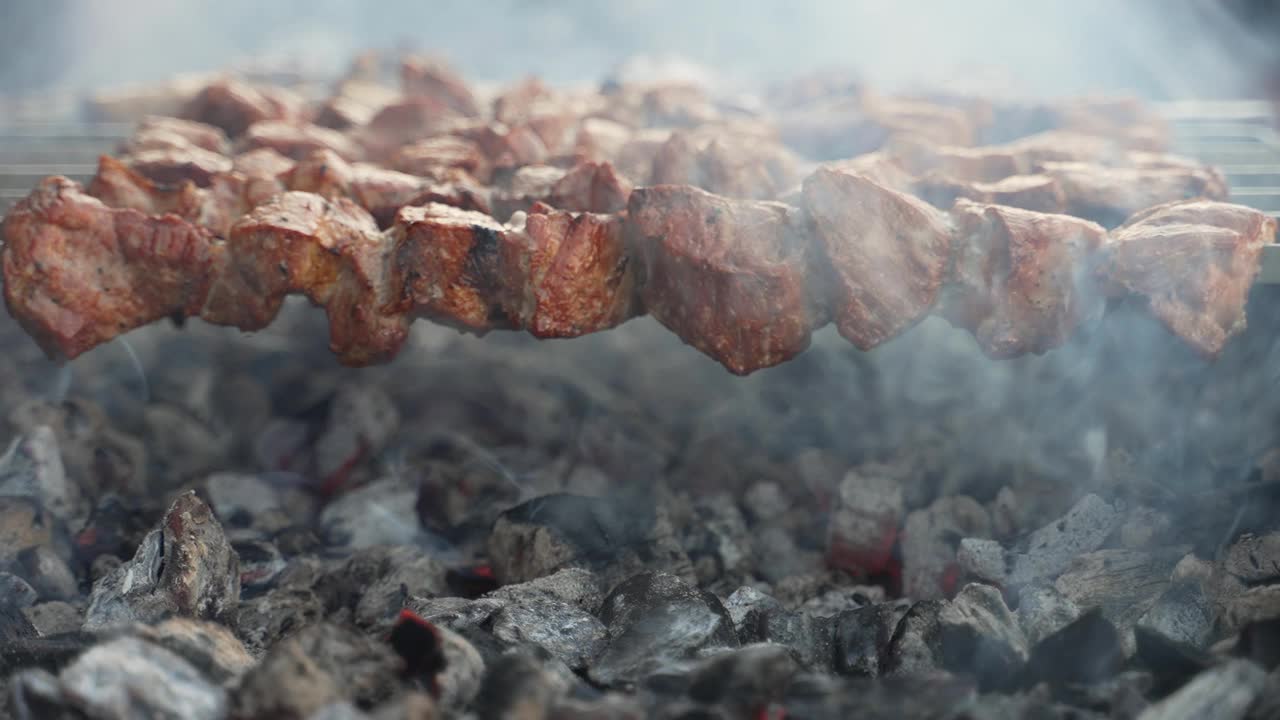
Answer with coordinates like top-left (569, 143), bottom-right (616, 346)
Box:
top-left (1, 66), bottom-right (1274, 374)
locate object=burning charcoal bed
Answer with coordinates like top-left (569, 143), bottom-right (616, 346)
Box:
top-left (3, 6), bottom-right (1280, 720)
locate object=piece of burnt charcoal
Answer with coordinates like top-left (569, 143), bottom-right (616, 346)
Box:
top-left (472, 651), bottom-right (571, 720)
top-left (0, 573), bottom-right (37, 610)
top-left (628, 185), bottom-right (819, 374)
top-left (835, 601), bottom-right (912, 677)
top-left (0, 630), bottom-right (93, 678)
top-left (204, 192), bottom-right (409, 366)
top-left (0, 496), bottom-right (72, 570)
top-left (1018, 608), bottom-right (1123, 690)
top-left (388, 203), bottom-right (514, 333)
top-left (13, 636), bottom-right (227, 719)
top-left (230, 537), bottom-right (286, 595)
top-left (589, 571), bottom-right (739, 688)
top-left (83, 491), bottom-right (239, 631)
top-left (826, 467), bottom-right (905, 579)
top-left (233, 587), bottom-right (326, 656)
top-left (22, 602), bottom-right (82, 637)
top-left (180, 78), bottom-right (298, 137)
top-left (736, 602), bottom-right (836, 672)
top-left (1096, 199), bottom-right (1274, 358)
top-left (1224, 532), bottom-right (1280, 584)
top-left (0, 425), bottom-right (83, 532)
top-left (488, 493), bottom-right (692, 590)
top-left (685, 643), bottom-right (798, 717)
top-left (939, 200), bottom-right (1108, 358)
top-left (390, 611), bottom-right (486, 713)
top-left (2, 177), bottom-right (220, 361)
top-left (131, 617), bottom-right (256, 686)
top-left (545, 161), bottom-right (633, 213)
top-left (1134, 625), bottom-right (1215, 698)
top-left (1236, 618), bottom-right (1280, 671)
top-left (15, 545), bottom-right (77, 602)
top-left (1136, 581), bottom-right (1213, 650)
top-left (488, 593), bottom-right (608, 671)
top-left (318, 477), bottom-right (422, 549)
top-left (1015, 585), bottom-right (1082, 647)
top-left (231, 622), bottom-right (402, 719)
top-left (498, 206), bottom-right (639, 338)
top-left (900, 495), bottom-right (991, 600)
top-left (202, 471), bottom-right (318, 535)
top-left (802, 166), bottom-right (953, 351)
top-left (781, 673), bottom-right (978, 720)
top-left (1138, 660), bottom-right (1266, 720)
top-left (935, 584), bottom-right (1029, 692)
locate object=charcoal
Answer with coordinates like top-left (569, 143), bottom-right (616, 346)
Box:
top-left (0, 632), bottom-right (96, 678)
top-left (1220, 585), bottom-right (1280, 634)
top-left (549, 692), bottom-right (645, 720)
top-left (0, 425), bottom-right (84, 527)
top-left (1137, 659), bottom-right (1266, 720)
top-left (935, 584), bottom-right (1029, 691)
top-left (21, 601), bottom-right (82, 636)
top-left (472, 651), bottom-right (571, 720)
top-left (1017, 585), bottom-right (1082, 646)
top-left (231, 622), bottom-right (401, 719)
top-left (590, 571), bottom-right (739, 688)
top-left (1019, 608), bottom-right (1124, 690)
top-left (488, 494), bottom-right (693, 590)
top-left (1237, 618), bottom-right (1280, 671)
top-left (881, 600), bottom-right (945, 677)
top-left (487, 567), bottom-right (603, 614)
top-left (15, 545), bottom-right (77, 601)
top-left (235, 587), bottom-right (326, 655)
top-left (0, 572), bottom-right (37, 610)
top-left (685, 643), bottom-right (798, 717)
top-left (490, 592), bottom-right (608, 670)
top-left (232, 537), bottom-right (287, 594)
top-left (130, 617), bottom-right (255, 686)
top-left (736, 601), bottom-right (835, 671)
top-left (723, 586), bottom-right (783, 636)
top-left (1224, 532), bottom-right (1280, 583)
top-left (826, 466), bottom-right (905, 578)
top-left (84, 491), bottom-right (240, 630)
top-left (406, 596), bottom-right (506, 635)
top-left (834, 601), bottom-right (911, 677)
top-left (754, 525), bottom-right (824, 585)
top-left (1247, 668), bottom-right (1280, 720)
top-left (203, 471), bottom-right (317, 534)
top-left (1054, 548), bottom-right (1184, 650)
top-left (901, 496), bottom-right (991, 599)
top-left (1133, 625), bottom-right (1213, 697)
top-left (348, 546), bottom-right (448, 629)
top-left (320, 477), bottom-right (424, 550)
top-left (781, 673), bottom-right (978, 720)
top-left (682, 493), bottom-right (753, 589)
top-left (388, 611), bottom-right (486, 713)
top-left (13, 636), bottom-right (227, 719)
top-left (315, 383), bottom-right (399, 485)
top-left (743, 481), bottom-right (790, 523)
top-left (75, 494), bottom-right (154, 568)
top-left (1136, 581), bottom-right (1213, 649)
top-left (0, 496), bottom-right (72, 568)
top-left (143, 402), bottom-right (234, 483)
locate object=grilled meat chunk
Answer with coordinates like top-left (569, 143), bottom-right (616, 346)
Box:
top-left (238, 121), bottom-right (362, 162)
top-left (1097, 200), bottom-right (1274, 357)
top-left (802, 167), bottom-right (954, 350)
top-left (940, 201), bottom-right (1108, 358)
top-left (121, 116), bottom-right (231, 155)
top-left (180, 78), bottom-right (299, 137)
top-left (628, 185), bottom-right (818, 374)
top-left (1038, 161), bottom-right (1229, 228)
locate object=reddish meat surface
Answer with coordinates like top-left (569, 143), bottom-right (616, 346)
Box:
top-left (1097, 200), bottom-right (1274, 357)
top-left (939, 201), bottom-right (1108, 358)
top-left (121, 116), bottom-right (230, 155)
top-left (913, 173), bottom-right (1066, 214)
top-left (238, 121), bottom-right (362, 162)
top-left (545, 161), bottom-right (633, 214)
top-left (1039, 161), bottom-right (1229, 228)
top-left (628, 185), bottom-right (819, 374)
top-left (802, 167), bottom-right (954, 350)
top-left (180, 79), bottom-right (298, 137)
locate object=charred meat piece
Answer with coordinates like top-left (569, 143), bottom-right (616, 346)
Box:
top-left (1097, 200), bottom-right (1274, 357)
top-left (354, 100), bottom-right (466, 161)
top-left (180, 78), bottom-right (299, 137)
top-left (492, 165), bottom-right (569, 221)
top-left (546, 161), bottom-right (633, 214)
top-left (650, 132), bottom-right (799, 201)
top-left (120, 116), bottom-right (230, 155)
top-left (1038, 161), bottom-right (1229, 228)
top-left (203, 192), bottom-right (407, 365)
top-left (456, 122), bottom-right (550, 171)
top-left (499, 204), bottom-right (639, 337)
top-left (2, 177), bottom-right (220, 360)
top-left (389, 203), bottom-right (515, 333)
top-left (803, 167), bottom-right (954, 350)
top-left (87, 156), bottom-right (257, 237)
top-left (119, 146), bottom-right (234, 188)
top-left (231, 148), bottom-right (293, 207)
top-left (889, 130), bottom-right (1119, 182)
top-left (400, 57), bottom-right (482, 118)
top-left (913, 173), bottom-right (1066, 214)
top-left (628, 185), bottom-right (818, 374)
top-left (939, 201), bottom-right (1108, 358)
top-left (389, 136), bottom-right (491, 184)
top-left (314, 80), bottom-right (398, 130)
top-left (237, 121), bottom-right (362, 162)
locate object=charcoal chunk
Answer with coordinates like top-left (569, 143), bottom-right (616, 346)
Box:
top-left (1020, 608), bottom-right (1123, 690)
top-left (473, 651), bottom-right (572, 720)
top-left (490, 593), bottom-right (608, 670)
top-left (15, 545), bottom-right (78, 602)
top-left (736, 602), bottom-right (835, 671)
top-left (1137, 659), bottom-right (1266, 720)
top-left (591, 571), bottom-right (739, 688)
top-left (834, 601), bottom-right (911, 677)
top-left (826, 467), bottom-right (904, 578)
top-left (685, 643), bottom-right (798, 717)
top-left (1137, 581), bottom-right (1213, 649)
top-left (130, 617), bottom-right (255, 686)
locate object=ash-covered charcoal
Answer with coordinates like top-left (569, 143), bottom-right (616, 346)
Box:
top-left (231, 622), bottom-right (402, 719)
top-left (203, 471), bottom-right (317, 534)
top-left (1133, 625), bottom-right (1214, 698)
top-left (22, 601), bottom-right (83, 636)
top-left (900, 495), bottom-right (991, 600)
top-left (130, 617), bottom-right (255, 686)
top-left (1053, 547), bottom-right (1185, 649)
top-left (486, 567), bottom-right (603, 614)
top-left (590, 571), bottom-right (739, 688)
top-left (735, 596), bottom-right (836, 671)
top-left (488, 493), bottom-right (693, 590)
top-left (1236, 618), bottom-right (1280, 671)
top-left (471, 651), bottom-right (572, 720)
top-left (1016, 585), bottom-right (1082, 647)
top-left (1137, 660), bottom-right (1267, 720)
top-left (834, 600), bottom-right (912, 677)
top-left (0, 572), bottom-right (38, 610)
top-left (389, 610), bottom-right (486, 714)
top-left (683, 643), bottom-right (798, 717)
top-left (934, 584), bottom-right (1029, 691)
top-left (826, 466), bottom-right (905, 579)
top-left (320, 477), bottom-right (425, 549)
top-left (1136, 581), bottom-right (1213, 650)
top-left (0, 495), bottom-right (73, 571)
top-left (233, 586), bottom-right (327, 656)
top-left (84, 491), bottom-right (240, 630)
top-left (12, 636), bottom-right (228, 720)
top-left (488, 591), bottom-right (608, 670)
top-left (780, 673), bottom-right (979, 720)
top-left (1019, 608), bottom-right (1124, 691)
top-left (231, 537), bottom-right (287, 594)
top-left (679, 492), bottom-right (754, 590)
top-left (1223, 532), bottom-right (1280, 584)
top-left (321, 545), bottom-right (449, 630)
top-left (0, 425), bottom-right (84, 527)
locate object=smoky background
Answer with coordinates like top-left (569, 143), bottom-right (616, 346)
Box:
top-left (1, 0), bottom-right (1279, 556)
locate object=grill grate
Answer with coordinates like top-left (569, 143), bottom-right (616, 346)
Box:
top-left (0, 122), bottom-right (133, 215)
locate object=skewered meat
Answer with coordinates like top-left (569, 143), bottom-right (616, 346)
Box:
top-left (1, 177), bottom-right (220, 359)
top-left (1097, 200), bottom-right (1274, 357)
top-left (913, 173), bottom-right (1066, 214)
top-left (1038, 161), bottom-right (1229, 228)
top-left (939, 201), bottom-right (1108, 358)
top-left (388, 204), bottom-right (515, 333)
top-left (180, 78), bottom-right (300, 137)
top-left (628, 185), bottom-right (819, 374)
top-left (238, 121), bottom-right (362, 162)
top-left (119, 146), bottom-right (235, 187)
top-left (545, 161), bottom-right (633, 214)
top-left (498, 204), bottom-right (639, 337)
top-left (389, 136), bottom-right (491, 183)
top-left (802, 167), bottom-right (954, 350)
top-left (121, 116), bottom-right (231, 155)
top-left (650, 132), bottom-right (799, 201)
top-left (889, 130), bottom-right (1119, 182)
top-left (314, 80), bottom-right (398, 130)
top-left (87, 156), bottom-right (253, 236)
top-left (492, 165), bottom-right (569, 220)
top-left (400, 57), bottom-right (482, 118)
